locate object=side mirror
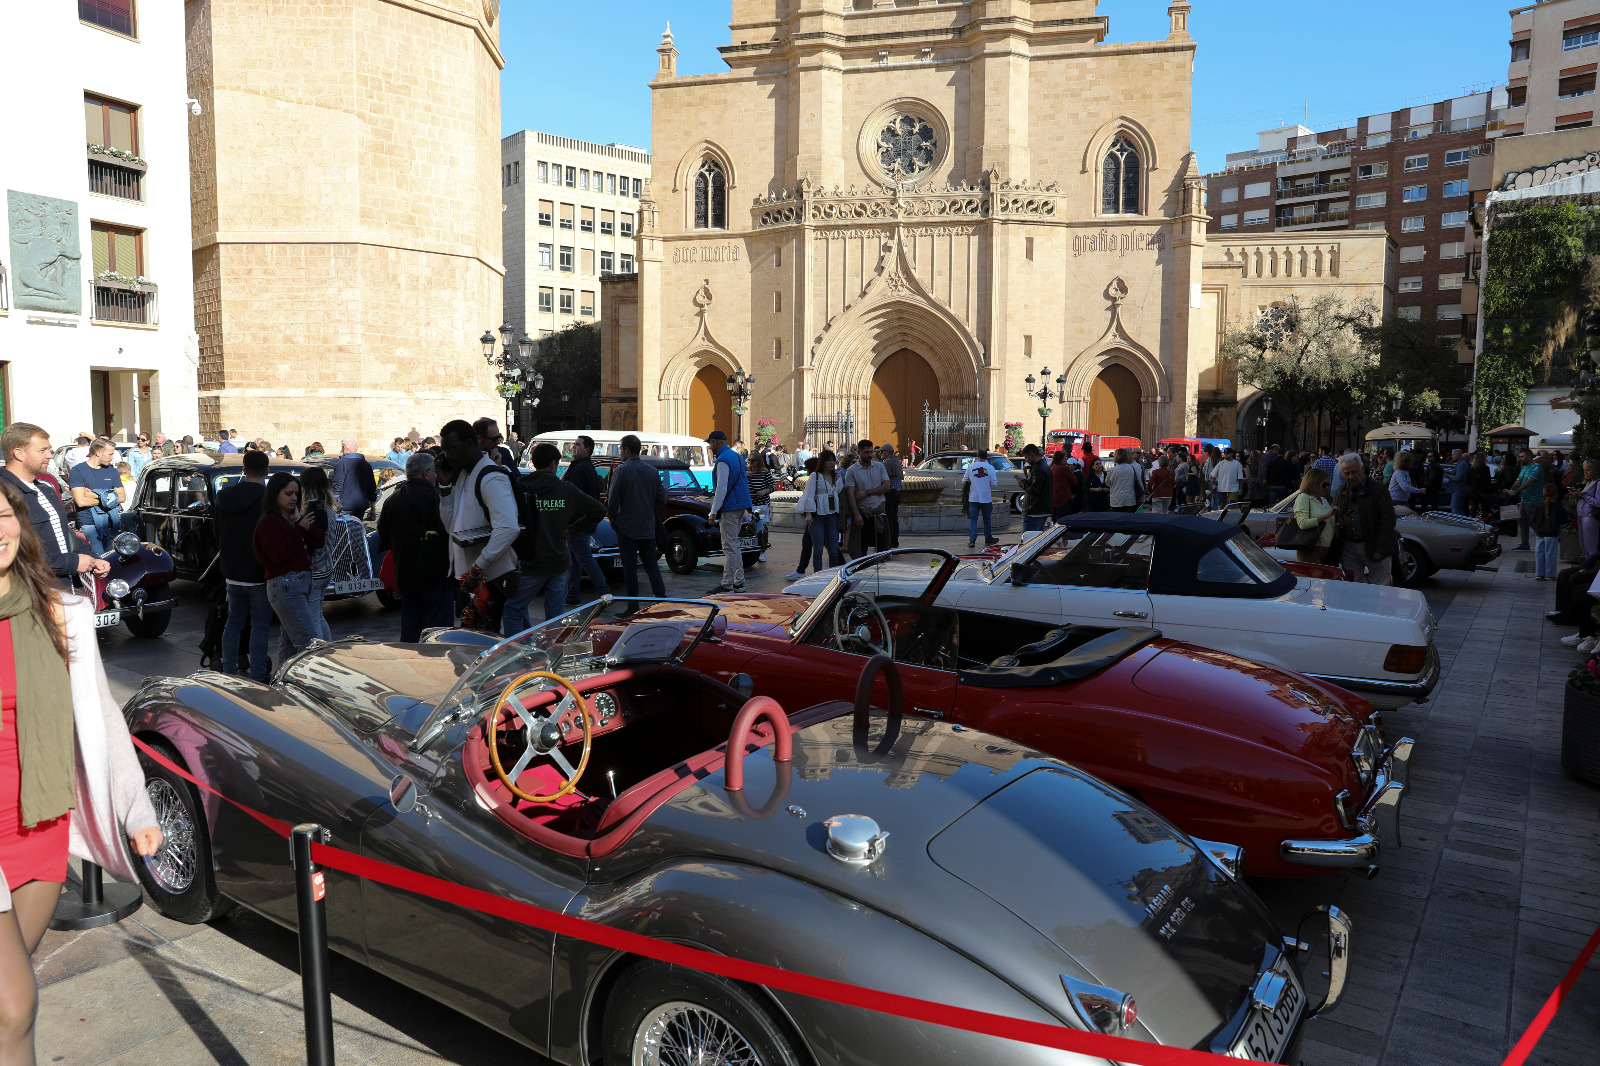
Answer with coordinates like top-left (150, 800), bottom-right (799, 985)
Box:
top-left (388, 774), bottom-right (418, 814)
top-left (729, 673), bottom-right (754, 698)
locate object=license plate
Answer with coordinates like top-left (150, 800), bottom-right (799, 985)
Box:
top-left (1230, 962), bottom-right (1304, 1061)
top-left (93, 612), bottom-right (120, 629)
top-left (738, 536), bottom-right (760, 551)
top-left (331, 577), bottom-right (384, 595)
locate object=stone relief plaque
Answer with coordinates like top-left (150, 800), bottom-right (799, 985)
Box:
top-left (672, 243), bottom-right (741, 265)
top-left (7, 191), bottom-right (82, 314)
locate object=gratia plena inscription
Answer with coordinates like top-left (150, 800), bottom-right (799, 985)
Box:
top-left (1073, 229), bottom-right (1166, 258)
top-left (672, 243), bottom-right (741, 265)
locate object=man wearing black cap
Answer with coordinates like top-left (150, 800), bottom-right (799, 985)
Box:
top-left (706, 429), bottom-right (752, 593)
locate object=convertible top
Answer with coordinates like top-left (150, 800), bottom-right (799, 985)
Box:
top-left (1057, 513), bottom-right (1297, 599)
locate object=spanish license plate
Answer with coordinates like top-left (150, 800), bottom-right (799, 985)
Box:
top-left (738, 536), bottom-right (760, 551)
top-left (1230, 962), bottom-right (1304, 1061)
top-left (332, 577), bottom-right (385, 595)
top-left (93, 612), bottom-right (120, 629)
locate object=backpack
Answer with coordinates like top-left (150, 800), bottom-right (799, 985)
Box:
top-left (473, 462), bottom-right (542, 560)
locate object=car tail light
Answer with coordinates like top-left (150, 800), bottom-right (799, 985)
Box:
top-left (1061, 975), bottom-right (1136, 1035)
top-left (1384, 644), bottom-right (1428, 674)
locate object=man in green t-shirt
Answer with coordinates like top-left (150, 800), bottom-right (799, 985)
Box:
top-left (1511, 450), bottom-right (1544, 551)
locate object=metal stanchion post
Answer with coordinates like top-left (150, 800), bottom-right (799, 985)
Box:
top-left (50, 860), bottom-right (142, 930)
top-left (292, 824), bottom-right (336, 1066)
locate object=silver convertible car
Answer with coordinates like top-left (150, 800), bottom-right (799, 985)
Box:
top-left (124, 600), bottom-right (1351, 1065)
top-left (1205, 496), bottom-right (1501, 587)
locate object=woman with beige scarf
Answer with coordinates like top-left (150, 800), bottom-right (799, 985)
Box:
top-left (0, 479), bottom-right (161, 1064)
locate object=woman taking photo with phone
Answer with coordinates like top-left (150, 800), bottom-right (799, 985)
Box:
top-left (0, 477), bottom-right (161, 1064)
top-left (255, 473), bottom-right (327, 666)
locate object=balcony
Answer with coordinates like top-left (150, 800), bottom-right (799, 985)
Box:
top-left (91, 280), bottom-right (158, 326)
top-left (1276, 208), bottom-right (1349, 231)
top-left (88, 158), bottom-right (143, 201)
top-left (1277, 179), bottom-right (1351, 203)
top-left (79, 0), bottom-right (134, 36)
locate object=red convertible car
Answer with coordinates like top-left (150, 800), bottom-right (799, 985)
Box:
top-left (657, 549), bottom-right (1409, 879)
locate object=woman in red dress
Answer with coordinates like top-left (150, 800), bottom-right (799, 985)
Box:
top-left (0, 477), bottom-right (161, 1065)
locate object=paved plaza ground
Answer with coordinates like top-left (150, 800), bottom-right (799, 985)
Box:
top-left (30, 530), bottom-right (1600, 1065)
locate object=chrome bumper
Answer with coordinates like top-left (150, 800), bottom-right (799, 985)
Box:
top-left (1281, 737), bottom-right (1413, 869)
top-left (94, 594), bottom-right (177, 624)
top-left (1306, 644), bottom-right (1440, 702)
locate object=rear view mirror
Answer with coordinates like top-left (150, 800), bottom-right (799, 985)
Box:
top-left (389, 774), bottom-right (418, 814)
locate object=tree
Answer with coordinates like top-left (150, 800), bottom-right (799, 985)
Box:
top-left (1354, 316), bottom-right (1470, 428)
top-left (526, 323), bottom-right (601, 431)
top-left (1219, 293), bottom-right (1377, 450)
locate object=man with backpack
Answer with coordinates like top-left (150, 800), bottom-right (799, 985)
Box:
top-left (502, 443), bottom-right (606, 635)
top-left (437, 418), bottom-right (522, 633)
top-left (216, 449), bottom-right (272, 681)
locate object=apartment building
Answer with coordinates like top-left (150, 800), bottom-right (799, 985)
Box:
top-left (1207, 91), bottom-right (1505, 337)
top-left (502, 132), bottom-right (650, 337)
top-left (1506, 0), bottom-right (1600, 136)
top-left (0, 0), bottom-right (198, 440)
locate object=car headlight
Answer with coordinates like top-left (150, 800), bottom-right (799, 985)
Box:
top-left (112, 532), bottom-right (141, 558)
top-left (105, 578), bottom-right (131, 601)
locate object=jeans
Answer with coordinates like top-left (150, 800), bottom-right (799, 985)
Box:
top-left (795, 523), bottom-right (812, 574)
top-left (809, 513), bottom-right (842, 571)
top-left (618, 535), bottom-right (666, 598)
top-left (1450, 490), bottom-right (1468, 515)
top-left (566, 532), bottom-right (611, 602)
top-left (222, 583), bottom-right (272, 682)
top-left (1519, 502), bottom-right (1540, 547)
top-left (1022, 514), bottom-right (1050, 532)
top-left (77, 512), bottom-right (118, 556)
top-left (1338, 542), bottom-right (1393, 586)
top-left (399, 581), bottom-right (455, 643)
top-left (719, 511), bottom-right (747, 587)
top-left (885, 488), bottom-right (901, 548)
top-left (1536, 535), bottom-right (1560, 578)
top-left (266, 570), bottom-right (322, 666)
top-left (503, 569), bottom-right (570, 636)
top-left (309, 581), bottom-right (332, 641)
top-left (968, 501), bottom-right (993, 542)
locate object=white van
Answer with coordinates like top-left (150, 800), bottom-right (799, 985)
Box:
top-left (531, 430), bottom-right (716, 487)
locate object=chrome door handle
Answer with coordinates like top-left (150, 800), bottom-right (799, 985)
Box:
top-left (1113, 611), bottom-right (1148, 619)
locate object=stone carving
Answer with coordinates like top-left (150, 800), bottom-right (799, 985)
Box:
top-left (883, 270), bottom-right (909, 294)
top-left (877, 114), bottom-right (937, 181)
top-left (1216, 243), bottom-right (1341, 279)
top-left (1071, 229), bottom-right (1167, 258)
top-left (752, 174), bottom-right (1057, 229)
top-left (7, 191), bottom-right (82, 314)
top-left (1107, 276), bottom-right (1129, 306)
top-left (693, 279), bottom-right (714, 309)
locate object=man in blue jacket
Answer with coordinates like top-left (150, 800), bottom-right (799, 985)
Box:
top-left (706, 429), bottom-right (752, 594)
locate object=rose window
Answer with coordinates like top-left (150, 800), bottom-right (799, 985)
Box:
top-left (877, 115), bottom-right (936, 179)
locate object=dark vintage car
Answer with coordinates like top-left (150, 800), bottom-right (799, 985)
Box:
top-left (124, 599), bottom-right (1350, 1064)
top-left (709, 549), bottom-right (1411, 879)
top-left (85, 531), bottom-right (178, 638)
top-left (575, 456), bottom-right (768, 575)
top-left (130, 453), bottom-right (399, 599)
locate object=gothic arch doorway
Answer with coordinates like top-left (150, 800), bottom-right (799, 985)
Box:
top-left (869, 349), bottom-right (940, 454)
top-left (689, 365), bottom-right (732, 440)
top-left (1088, 364), bottom-right (1142, 440)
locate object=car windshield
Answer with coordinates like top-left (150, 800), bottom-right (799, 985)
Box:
top-left (416, 600), bottom-right (718, 748)
top-left (790, 550), bottom-right (948, 637)
top-left (660, 468), bottom-right (703, 492)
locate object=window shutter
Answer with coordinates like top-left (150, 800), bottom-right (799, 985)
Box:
top-left (114, 230), bottom-right (138, 274)
top-left (85, 99), bottom-right (102, 145)
top-left (108, 105), bottom-right (135, 153)
top-left (92, 226), bottom-right (110, 274)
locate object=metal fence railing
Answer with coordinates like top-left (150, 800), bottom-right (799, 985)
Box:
top-left (92, 285), bottom-right (157, 325)
top-left (803, 404), bottom-right (855, 450)
top-left (88, 159), bottom-right (142, 201)
top-left (922, 402), bottom-right (988, 455)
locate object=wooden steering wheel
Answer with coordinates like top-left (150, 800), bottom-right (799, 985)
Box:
top-left (485, 671), bottom-right (592, 803)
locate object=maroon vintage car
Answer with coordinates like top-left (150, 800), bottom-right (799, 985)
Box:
top-left (672, 549), bottom-right (1409, 880)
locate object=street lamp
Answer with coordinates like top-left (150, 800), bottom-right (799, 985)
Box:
top-left (1392, 393), bottom-right (1403, 419)
top-left (726, 369), bottom-right (754, 442)
top-left (1024, 367), bottom-right (1067, 450)
top-left (480, 325), bottom-right (539, 434)
top-left (1257, 395), bottom-right (1273, 450)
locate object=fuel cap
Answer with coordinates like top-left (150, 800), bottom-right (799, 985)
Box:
top-left (823, 814), bottom-right (889, 866)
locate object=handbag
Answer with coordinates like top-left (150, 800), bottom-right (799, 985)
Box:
top-left (1274, 513), bottom-right (1320, 550)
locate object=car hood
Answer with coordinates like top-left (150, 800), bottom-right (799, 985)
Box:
top-left (618, 713), bottom-right (1280, 1048)
top-left (281, 640), bottom-right (478, 728)
top-left (1130, 642), bottom-right (1364, 777)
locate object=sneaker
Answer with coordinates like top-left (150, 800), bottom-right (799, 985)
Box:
top-left (1549, 611), bottom-right (1571, 623)
top-left (1562, 633), bottom-right (1586, 647)
top-left (968, 540), bottom-right (977, 549)
top-left (705, 582), bottom-right (747, 595)
top-left (1512, 544), bottom-right (1531, 551)
top-left (1580, 637), bottom-right (1599, 655)
top-left (785, 570), bottom-right (804, 580)
top-left (985, 538), bottom-right (1001, 546)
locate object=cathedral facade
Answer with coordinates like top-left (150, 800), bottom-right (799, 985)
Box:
top-left (605, 0), bottom-right (1212, 452)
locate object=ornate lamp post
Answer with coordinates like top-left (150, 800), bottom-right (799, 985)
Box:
top-left (480, 324), bottom-right (538, 434)
top-left (1256, 395), bottom-right (1273, 450)
top-left (726, 369), bottom-right (754, 443)
top-left (1024, 367), bottom-right (1067, 450)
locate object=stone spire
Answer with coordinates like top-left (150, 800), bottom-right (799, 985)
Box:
top-left (657, 22), bottom-right (678, 79)
top-left (1167, 0), bottom-right (1192, 41)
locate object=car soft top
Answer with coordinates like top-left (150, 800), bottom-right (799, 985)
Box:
top-left (1059, 513), bottom-right (1297, 599)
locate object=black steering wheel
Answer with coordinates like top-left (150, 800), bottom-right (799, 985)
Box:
top-left (832, 591), bottom-right (894, 659)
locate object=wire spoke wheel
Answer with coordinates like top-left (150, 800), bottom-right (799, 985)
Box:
top-left (633, 1002), bottom-right (762, 1066)
top-left (144, 778), bottom-right (197, 893)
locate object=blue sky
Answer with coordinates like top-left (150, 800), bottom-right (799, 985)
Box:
top-left (501, 1), bottom-right (1514, 173)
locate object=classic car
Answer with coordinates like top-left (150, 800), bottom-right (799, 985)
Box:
top-left (89, 530), bottom-right (178, 638)
top-left (703, 549), bottom-right (1409, 877)
top-left (124, 598), bottom-right (1351, 1064)
top-left (913, 451), bottom-right (1027, 512)
top-left (794, 516), bottom-right (1438, 711)
top-left (574, 456), bottom-right (768, 576)
top-left (1204, 495), bottom-right (1501, 587)
top-left (130, 453), bottom-right (397, 600)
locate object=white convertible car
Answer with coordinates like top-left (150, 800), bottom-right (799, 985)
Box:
top-left (788, 513), bottom-right (1439, 710)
